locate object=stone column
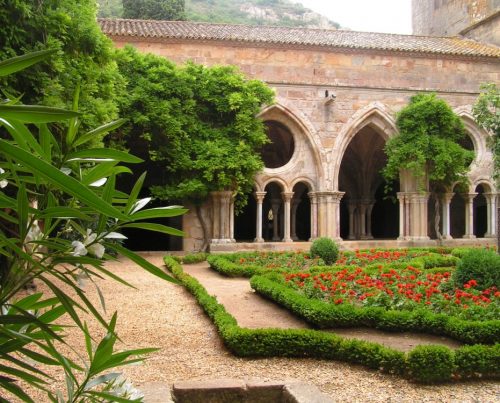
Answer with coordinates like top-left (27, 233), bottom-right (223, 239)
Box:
top-left (254, 191), bottom-right (266, 242)
top-left (308, 192), bottom-right (318, 240)
top-left (413, 192), bottom-right (430, 240)
top-left (441, 193), bottom-right (454, 239)
top-left (358, 203), bottom-right (367, 239)
top-left (210, 191), bottom-right (235, 243)
top-left (365, 200), bottom-right (375, 240)
top-left (347, 202), bottom-right (356, 240)
top-left (484, 193), bottom-right (497, 238)
top-left (332, 192), bottom-right (345, 240)
top-left (282, 192), bottom-right (294, 242)
top-left (290, 197), bottom-right (300, 241)
top-left (271, 199), bottom-right (281, 241)
top-left (462, 193), bottom-right (477, 239)
top-left (397, 192), bottom-right (407, 240)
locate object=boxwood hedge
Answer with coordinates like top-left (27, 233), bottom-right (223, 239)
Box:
top-left (164, 255), bottom-right (499, 383)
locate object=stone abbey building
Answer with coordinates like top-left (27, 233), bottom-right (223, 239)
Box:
top-left (100, 0), bottom-right (500, 251)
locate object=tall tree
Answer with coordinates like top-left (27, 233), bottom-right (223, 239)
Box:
top-left (383, 93), bottom-right (473, 240)
top-left (122, 0), bottom-right (185, 20)
top-left (0, 0), bottom-right (123, 140)
top-left (114, 46), bottom-right (274, 250)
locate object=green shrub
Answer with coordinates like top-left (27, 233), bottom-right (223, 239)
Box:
top-left (165, 256), bottom-right (499, 383)
top-left (171, 252), bottom-right (208, 264)
top-left (407, 345), bottom-right (455, 383)
top-left (453, 248), bottom-right (500, 290)
top-left (310, 237), bottom-right (339, 265)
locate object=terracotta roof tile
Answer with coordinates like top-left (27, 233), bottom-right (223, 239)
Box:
top-left (98, 18), bottom-right (500, 58)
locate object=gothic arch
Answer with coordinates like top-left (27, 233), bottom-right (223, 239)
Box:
top-left (332, 102), bottom-right (398, 189)
top-left (454, 107), bottom-right (491, 166)
top-left (259, 102), bottom-right (324, 178)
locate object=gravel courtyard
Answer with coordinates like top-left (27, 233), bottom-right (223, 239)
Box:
top-left (30, 252), bottom-right (499, 402)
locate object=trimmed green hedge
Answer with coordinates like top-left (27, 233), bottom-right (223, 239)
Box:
top-left (250, 274), bottom-right (499, 345)
top-left (164, 256), bottom-right (500, 383)
top-left (170, 252), bottom-right (209, 264)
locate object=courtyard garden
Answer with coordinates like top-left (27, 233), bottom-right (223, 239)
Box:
top-left (164, 243), bottom-right (500, 384)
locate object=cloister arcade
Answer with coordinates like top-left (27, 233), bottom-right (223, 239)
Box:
top-left (211, 103), bottom-right (497, 249)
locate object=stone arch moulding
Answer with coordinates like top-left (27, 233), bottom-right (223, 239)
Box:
top-left (258, 101), bottom-right (325, 179)
top-left (454, 106), bottom-right (491, 167)
top-left (473, 177), bottom-right (496, 193)
top-left (290, 176), bottom-right (316, 192)
top-left (331, 102), bottom-right (398, 190)
top-left (259, 177), bottom-right (290, 193)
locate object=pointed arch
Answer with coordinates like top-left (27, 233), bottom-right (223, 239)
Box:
top-left (332, 102), bottom-right (398, 189)
top-left (454, 106), bottom-right (491, 164)
top-left (259, 102), bottom-right (324, 179)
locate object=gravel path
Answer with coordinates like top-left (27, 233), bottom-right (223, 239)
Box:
top-left (23, 253), bottom-right (499, 402)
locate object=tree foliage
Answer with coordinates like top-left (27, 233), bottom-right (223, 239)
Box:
top-left (0, 0), bottom-right (123, 139)
top-left (383, 93), bottom-right (473, 190)
top-left (473, 83), bottom-right (500, 181)
top-left (122, 0), bottom-right (185, 20)
top-left (0, 51), bottom-right (185, 401)
top-left (115, 46), bottom-right (274, 211)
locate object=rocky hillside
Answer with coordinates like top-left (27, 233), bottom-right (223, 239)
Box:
top-left (97, 0), bottom-right (340, 29)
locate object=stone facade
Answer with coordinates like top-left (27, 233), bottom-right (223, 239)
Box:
top-left (100, 17), bottom-right (499, 252)
top-left (412, 0), bottom-right (500, 45)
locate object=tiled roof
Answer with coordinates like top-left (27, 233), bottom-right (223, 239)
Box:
top-left (98, 18), bottom-right (500, 58)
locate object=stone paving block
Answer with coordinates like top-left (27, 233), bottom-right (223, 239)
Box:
top-left (245, 380), bottom-right (284, 402)
top-left (141, 382), bottom-right (174, 403)
top-left (172, 379), bottom-right (246, 403)
top-left (283, 382), bottom-right (334, 403)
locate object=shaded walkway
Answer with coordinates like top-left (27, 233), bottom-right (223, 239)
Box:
top-left (184, 262), bottom-right (462, 352)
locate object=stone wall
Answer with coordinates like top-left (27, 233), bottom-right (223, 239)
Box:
top-left (461, 12), bottom-right (500, 45)
top-left (412, 0), bottom-right (499, 37)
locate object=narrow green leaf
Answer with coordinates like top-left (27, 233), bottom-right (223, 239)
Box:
top-left (0, 364), bottom-right (47, 386)
top-left (0, 375), bottom-right (35, 402)
top-left (109, 244), bottom-right (178, 284)
top-left (40, 207), bottom-right (91, 220)
top-left (122, 222), bottom-right (184, 237)
top-left (97, 174), bottom-right (116, 233)
top-left (0, 140), bottom-right (129, 220)
top-left (74, 119), bottom-right (127, 148)
top-left (130, 206), bottom-right (187, 221)
top-left (0, 105), bottom-right (79, 123)
top-left (17, 183), bottom-right (28, 240)
top-left (19, 348), bottom-right (61, 366)
top-left (84, 372), bottom-right (121, 391)
top-left (125, 172), bottom-right (147, 214)
top-left (0, 118), bottom-right (46, 157)
top-left (84, 322), bottom-right (93, 362)
top-left (11, 293), bottom-right (42, 310)
top-left (0, 49), bottom-right (56, 77)
top-left (39, 124), bottom-right (52, 160)
top-left (66, 149), bottom-right (142, 164)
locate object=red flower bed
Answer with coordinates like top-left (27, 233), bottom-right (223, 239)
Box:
top-left (284, 266), bottom-right (499, 321)
top-left (335, 249), bottom-right (428, 267)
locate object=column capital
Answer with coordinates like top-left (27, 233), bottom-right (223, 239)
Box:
top-left (441, 192), bottom-right (455, 203)
top-left (461, 192), bottom-right (478, 202)
top-left (316, 191), bottom-right (345, 203)
top-left (254, 191), bottom-right (267, 203)
top-left (281, 191), bottom-right (294, 202)
top-left (308, 191), bottom-right (318, 203)
top-left (484, 192), bottom-right (498, 202)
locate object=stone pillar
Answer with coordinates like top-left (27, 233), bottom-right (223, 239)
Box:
top-left (316, 191), bottom-right (344, 240)
top-left (358, 203), bottom-right (367, 239)
top-left (282, 192), bottom-right (293, 242)
top-left (332, 192), bottom-right (345, 240)
top-left (462, 193), bottom-right (477, 239)
top-left (484, 193), bottom-right (497, 238)
top-left (210, 191), bottom-right (235, 243)
top-left (397, 193), bottom-right (407, 240)
top-left (271, 198), bottom-right (281, 241)
top-left (347, 202), bottom-right (356, 240)
top-left (396, 192), bottom-right (430, 241)
top-left (254, 191), bottom-right (266, 242)
top-left (441, 193), bottom-right (454, 240)
top-left (365, 200), bottom-right (375, 240)
top-left (290, 197), bottom-right (300, 241)
top-left (309, 192), bottom-right (318, 240)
